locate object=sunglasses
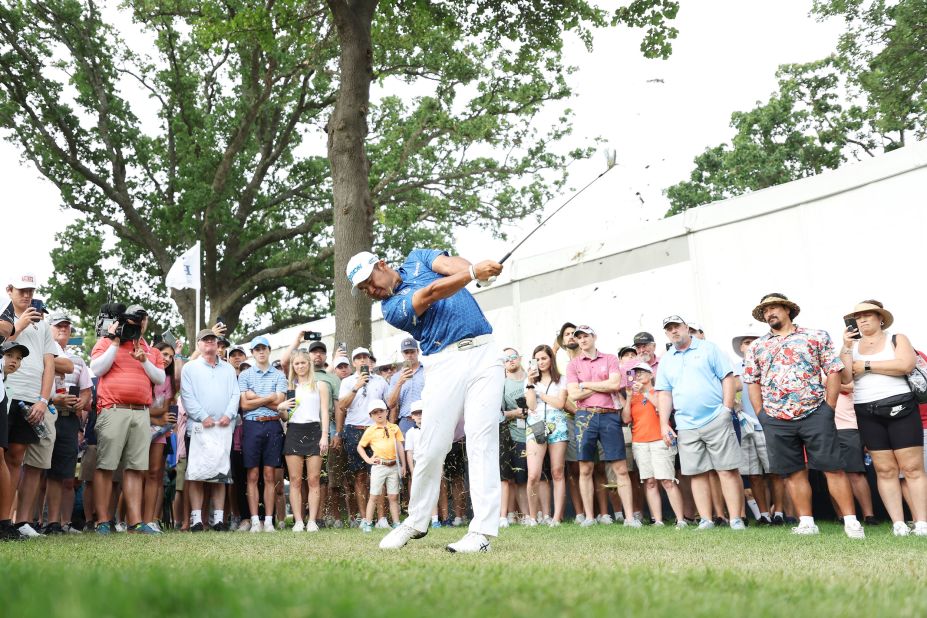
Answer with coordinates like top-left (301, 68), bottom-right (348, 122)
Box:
top-left (503, 354), bottom-right (519, 361)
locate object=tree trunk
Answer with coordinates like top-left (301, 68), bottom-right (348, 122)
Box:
top-left (327, 0), bottom-right (379, 350)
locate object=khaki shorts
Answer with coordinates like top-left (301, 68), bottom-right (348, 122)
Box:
top-left (739, 431), bottom-right (771, 476)
top-left (96, 407), bottom-right (150, 471)
top-left (23, 409), bottom-right (57, 470)
top-left (632, 439), bottom-right (677, 481)
top-left (678, 412), bottom-right (742, 476)
top-left (79, 445), bottom-right (97, 482)
top-left (369, 463), bottom-right (400, 496)
top-left (175, 458), bottom-right (187, 492)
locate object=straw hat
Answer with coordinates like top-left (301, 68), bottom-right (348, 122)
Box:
top-left (752, 293), bottom-right (800, 323)
top-left (844, 301), bottom-right (894, 330)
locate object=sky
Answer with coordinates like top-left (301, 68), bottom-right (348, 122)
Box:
top-left (0, 2), bottom-right (844, 314)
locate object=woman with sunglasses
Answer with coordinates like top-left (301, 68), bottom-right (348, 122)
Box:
top-left (277, 349), bottom-right (330, 532)
top-left (524, 345), bottom-right (569, 526)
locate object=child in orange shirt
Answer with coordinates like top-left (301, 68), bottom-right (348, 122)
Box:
top-left (357, 399), bottom-right (405, 532)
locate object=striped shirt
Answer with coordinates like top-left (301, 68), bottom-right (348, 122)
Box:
top-left (91, 338), bottom-right (163, 410)
top-left (238, 365), bottom-right (287, 420)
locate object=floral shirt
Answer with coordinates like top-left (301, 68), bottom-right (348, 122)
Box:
top-left (742, 327), bottom-right (843, 421)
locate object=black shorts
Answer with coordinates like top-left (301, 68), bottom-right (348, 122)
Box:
top-left (8, 399), bottom-right (39, 446)
top-left (443, 439), bottom-right (467, 479)
top-left (283, 422), bottom-right (323, 457)
top-left (758, 402), bottom-right (843, 475)
top-left (0, 396), bottom-right (8, 450)
top-left (242, 420), bottom-right (284, 469)
top-left (343, 425), bottom-right (370, 473)
top-left (48, 414), bottom-right (81, 480)
top-left (855, 395), bottom-right (923, 451)
top-left (837, 428), bottom-right (866, 474)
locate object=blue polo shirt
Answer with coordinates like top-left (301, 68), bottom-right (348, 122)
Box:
top-left (388, 364), bottom-right (425, 420)
top-left (238, 365), bottom-right (287, 421)
top-left (654, 338), bottom-right (733, 430)
top-left (381, 249), bottom-right (492, 355)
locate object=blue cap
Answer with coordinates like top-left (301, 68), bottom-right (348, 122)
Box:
top-left (249, 336), bottom-right (271, 350)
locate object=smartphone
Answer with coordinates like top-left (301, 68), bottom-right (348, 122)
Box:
top-left (29, 299), bottom-right (45, 320)
top-left (337, 341), bottom-right (347, 352)
top-left (68, 385), bottom-right (80, 397)
top-left (360, 365), bottom-right (369, 375)
top-left (161, 330), bottom-right (178, 349)
top-left (286, 389), bottom-right (296, 400)
top-left (303, 331), bottom-right (322, 341)
top-left (215, 315), bottom-right (225, 326)
top-left (402, 360), bottom-right (412, 370)
top-left (844, 318), bottom-right (861, 339)
top-left (528, 359), bottom-right (539, 373)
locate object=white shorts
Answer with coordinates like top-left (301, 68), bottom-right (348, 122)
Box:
top-left (739, 431), bottom-right (770, 476)
top-left (631, 440), bottom-right (677, 481)
top-left (369, 463), bottom-right (400, 496)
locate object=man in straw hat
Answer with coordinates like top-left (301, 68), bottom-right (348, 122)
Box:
top-left (742, 293), bottom-right (865, 538)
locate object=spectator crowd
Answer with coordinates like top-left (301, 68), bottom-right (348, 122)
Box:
top-left (2, 270), bottom-right (927, 542)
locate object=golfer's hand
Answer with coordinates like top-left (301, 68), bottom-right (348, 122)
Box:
top-left (202, 417), bottom-right (215, 428)
top-left (473, 260), bottom-right (502, 281)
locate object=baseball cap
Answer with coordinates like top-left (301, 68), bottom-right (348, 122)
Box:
top-left (250, 335), bottom-right (271, 350)
top-left (125, 304), bottom-right (148, 318)
top-left (307, 341), bottom-right (327, 353)
top-left (632, 331), bottom-right (655, 346)
top-left (631, 361), bottom-right (653, 373)
top-left (618, 345), bottom-right (637, 358)
top-left (662, 315), bottom-right (686, 328)
top-left (334, 356), bottom-right (350, 367)
top-left (688, 321), bottom-right (702, 333)
top-left (196, 328), bottom-right (218, 342)
top-left (367, 398), bottom-right (388, 414)
top-left (411, 400), bottom-right (424, 414)
top-left (573, 325), bottom-right (596, 336)
top-left (1, 340), bottom-right (30, 358)
top-left (48, 311), bottom-right (72, 325)
top-left (400, 337), bottom-right (418, 352)
top-left (228, 344), bottom-right (247, 356)
top-left (346, 251), bottom-right (380, 296)
top-left (352, 346), bottom-right (371, 359)
top-left (8, 273), bottom-right (38, 290)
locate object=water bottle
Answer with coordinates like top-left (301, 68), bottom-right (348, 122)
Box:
top-left (18, 400), bottom-right (53, 440)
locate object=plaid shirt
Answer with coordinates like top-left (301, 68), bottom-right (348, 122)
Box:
top-left (742, 327), bottom-right (843, 421)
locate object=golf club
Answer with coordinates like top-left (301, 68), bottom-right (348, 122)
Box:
top-left (476, 148), bottom-right (618, 288)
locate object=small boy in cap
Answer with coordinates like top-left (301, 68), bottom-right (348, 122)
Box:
top-left (1, 340), bottom-right (29, 540)
top-left (357, 399), bottom-right (405, 532)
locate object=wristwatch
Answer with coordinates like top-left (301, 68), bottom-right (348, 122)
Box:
top-left (864, 361), bottom-right (871, 373)
top-left (333, 431), bottom-right (341, 437)
top-left (525, 385), bottom-right (535, 390)
top-left (39, 397), bottom-right (49, 405)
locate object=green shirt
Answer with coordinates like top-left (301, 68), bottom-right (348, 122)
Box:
top-left (315, 368), bottom-right (341, 436)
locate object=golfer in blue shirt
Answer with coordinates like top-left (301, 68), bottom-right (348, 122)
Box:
top-left (347, 248), bottom-right (503, 553)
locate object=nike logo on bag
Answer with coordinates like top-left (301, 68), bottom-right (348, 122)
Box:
top-left (890, 405), bottom-right (904, 417)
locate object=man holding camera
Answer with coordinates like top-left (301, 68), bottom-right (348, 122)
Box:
top-left (3, 273), bottom-right (62, 538)
top-left (338, 347), bottom-right (389, 525)
top-left (89, 304), bottom-right (165, 534)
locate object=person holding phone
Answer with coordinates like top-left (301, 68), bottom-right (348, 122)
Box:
top-left (524, 345), bottom-right (569, 526)
top-left (277, 349), bottom-right (330, 532)
top-left (387, 338), bottom-right (424, 435)
top-left (140, 341), bottom-right (179, 533)
top-left (840, 300), bottom-right (926, 537)
top-left (3, 273), bottom-right (61, 539)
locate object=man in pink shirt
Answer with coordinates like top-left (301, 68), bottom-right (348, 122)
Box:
top-left (567, 326), bottom-right (636, 528)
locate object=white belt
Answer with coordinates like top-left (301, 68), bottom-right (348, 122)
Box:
top-left (434, 334), bottom-right (494, 355)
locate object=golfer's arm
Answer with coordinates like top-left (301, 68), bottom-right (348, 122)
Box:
top-left (430, 255), bottom-right (471, 276)
top-left (411, 270), bottom-right (473, 316)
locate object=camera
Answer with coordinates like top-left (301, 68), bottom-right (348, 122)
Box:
top-left (303, 331), bottom-right (322, 341)
top-left (94, 303), bottom-right (143, 342)
top-left (515, 396), bottom-right (528, 410)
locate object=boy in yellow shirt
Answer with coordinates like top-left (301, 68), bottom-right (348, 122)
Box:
top-left (357, 399), bottom-right (405, 532)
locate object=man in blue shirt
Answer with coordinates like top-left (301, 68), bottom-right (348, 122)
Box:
top-left (654, 315), bottom-right (745, 530)
top-left (387, 337), bottom-right (425, 436)
top-left (238, 336), bottom-right (287, 532)
top-left (347, 248), bottom-right (503, 553)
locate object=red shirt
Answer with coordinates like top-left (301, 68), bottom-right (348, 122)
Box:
top-left (91, 338), bottom-right (163, 410)
top-left (566, 351), bottom-right (621, 410)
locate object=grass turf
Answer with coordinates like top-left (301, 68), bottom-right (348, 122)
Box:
top-left (2, 522), bottom-right (926, 617)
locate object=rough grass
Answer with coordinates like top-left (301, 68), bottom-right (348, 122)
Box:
top-left (2, 522), bottom-right (926, 617)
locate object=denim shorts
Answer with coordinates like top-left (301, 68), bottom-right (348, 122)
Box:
top-left (575, 410), bottom-right (625, 462)
top-left (343, 425), bottom-right (370, 473)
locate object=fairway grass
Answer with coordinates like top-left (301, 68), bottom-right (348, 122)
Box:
top-left (2, 523), bottom-right (926, 617)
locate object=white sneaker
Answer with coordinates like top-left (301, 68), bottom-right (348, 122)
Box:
top-left (524, 517), bottom-right (538, 527)
top-left (376, 517), bottom-right (391, 529)
top-left (580, 517), bottom-right (596, 528)
top-left (675, 520), bottom-right (688, 529)
top-left (264, 522), bottom-right (277, 533)
top-left (498, 517), bottom-right (509, 529)
top-left (506, 512), bottom-right (516, 524)
top-left (791, 522), bottom-right (820, 535)
top-left (596, 514), bottom-right (614, 525)
top-left (893, 521), bottom-right (910, 537)
top-left (452, 516), bottom-right (465, 527)
top-left (146, 521), bottom-right (162, 533)
top-left (63, 523), bottom-right (83, 535)
top-left (305, 520), bottom-right (319, 532)
top-left (623, 517), bottom-right (643, 528)
top-left (446, 531), bottom-right (490, 553)
top-left (548, 519), bottom-right (561, 528)
top-left (238, 519), bottom-right (252, 532)
top-left (845, 520), bottom-right (866, 539)
top-left (115, 522), bottom-right (127, 533)
top-left (574, 514), bottom-right (585, 525)
top-left (730, 518), bottom-right (746, 531)
top-left (613, 512), bottom-right (625, 524)
top-left (17, 523), bottom-right (44, 538)
top-left (541, 515), bottom-right (553, 526)
top-left (652, 521), bottom-right (665, 527)
top-left (250, 520), bottom-right (262, 533)
top-left (292, 521), bottom-right (305, 532)
top-left (379, 523), bottom-right (427, 550)
top-left (914, 522), bottom-right (927, 537)
top-left (697, 519), bottom-right (716, 531)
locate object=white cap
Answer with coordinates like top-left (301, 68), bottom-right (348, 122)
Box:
top-left (351, 347), bottom-right (371, 359)
top-left (367, 398), bottom-right (388, 414)
top-left (333, 356), bottom-right (350, 367)
top-left (346, 251), bottom-right (379, 296)
top-left (411, 400), bottom-right (424, 413)
top-left (9, 272), bottom-right (38, 289)
top-left (630, 361), bottom-right (654, 373)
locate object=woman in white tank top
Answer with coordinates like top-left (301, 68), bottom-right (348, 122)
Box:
top-left (839, 300), bottom-right (926, 536)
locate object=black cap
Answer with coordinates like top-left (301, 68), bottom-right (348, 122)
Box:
top-left (1, 340), bottom-right (29, 358)
top-left (308, 341), bottom-right (327, 353)
top-left (632, 332), bottom-right (655, 346)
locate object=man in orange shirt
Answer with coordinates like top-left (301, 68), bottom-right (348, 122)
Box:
top-left (89, 305), bottom-right (165, 535)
